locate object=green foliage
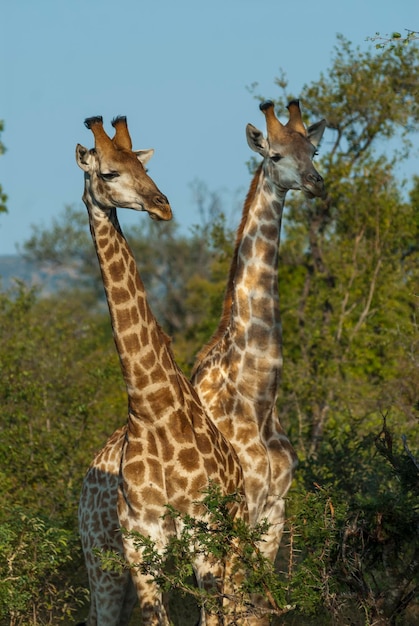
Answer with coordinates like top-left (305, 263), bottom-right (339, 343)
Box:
top-left (268, 34), bottom-right (419, 160)
top-left (102, 484), bottom-right (291, 622)
top-left (128, 218), bottom-right (213, 345)
top-left (22, 204), bottom-right (101, 296)
top-left (367, 29), bottom-right (419, 49)
top-left (284, 421), bottom-right (419, 624)
top-left (183, 211), bottom-right (235, 368)
top-left (0, 509), bottom-right (88, 625)
top-left (0, 283), bottom-right (128, 621)
top-left (0, 284), bottom-right (125, 524)
top-left (97, 430), bottom-right (419, 625)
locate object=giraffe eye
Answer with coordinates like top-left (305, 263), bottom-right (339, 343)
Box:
top-left (100, 171), bottom-right (119, 181)
top-left (270, 154), bottom-right (282, 163)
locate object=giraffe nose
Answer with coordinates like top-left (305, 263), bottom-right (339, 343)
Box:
top-left (303, 171), bottom-right (326, 199)
top-left (155, 193), bottom-right (170, 206)
top-left (306, 172), bottom-right (324, 185)
top-left (151, 193), bottom-right (172, 221)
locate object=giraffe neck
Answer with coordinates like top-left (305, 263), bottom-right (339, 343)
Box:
top-left (193, 163), bottom-right (286, 407)
top-left (83, 188), bottom-right (180, 421)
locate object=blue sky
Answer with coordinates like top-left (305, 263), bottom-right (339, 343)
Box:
top-left (1, 0), bottom-right (418, 255)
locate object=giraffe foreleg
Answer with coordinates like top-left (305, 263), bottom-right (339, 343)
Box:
top-left (192, 553), bottom-right (224, 626)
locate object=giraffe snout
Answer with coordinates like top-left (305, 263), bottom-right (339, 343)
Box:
top-left (304, 171), bottom-right (326, 198)
top-left (306, 172), bottom-right (324, 185)
top-left (156, 193), bottom-right (170, 206)
top-left (149, 193), bottom-right (173, 221)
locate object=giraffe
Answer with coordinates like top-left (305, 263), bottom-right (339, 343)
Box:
top-left (76, 115), bottom-right (247, 626)
top-left (191, 99), bottom-right (326, 557)
top-left (188, 100), bottom-right (326, 624)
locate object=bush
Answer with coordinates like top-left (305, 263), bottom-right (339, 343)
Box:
top-left (282, 421), bottom-right (419, 625)
top-left (0, 509), bottom-right (88, 625)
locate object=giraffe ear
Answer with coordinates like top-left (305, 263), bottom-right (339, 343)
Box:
top-left (307, 119), bottom-right (327, 148)
top-left (134, 149), bottom-right (155, 166)
top-left (246, 124), bottom-right (269, 156)
top-left (76, 144), bottom-right (95, 172)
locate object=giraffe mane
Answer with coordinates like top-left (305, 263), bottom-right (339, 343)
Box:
top-left (156, 321), bottom-right (172, 348)
top-left (191, 163), bottom-right (263, 373)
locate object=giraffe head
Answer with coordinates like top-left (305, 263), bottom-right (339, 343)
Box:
top-left (246, 100), bottom-right (326, 198)
top-left (75, 116), bottom-right (172, 220)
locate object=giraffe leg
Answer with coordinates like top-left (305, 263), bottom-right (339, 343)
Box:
top-left (121, 527), bottom-right (171, 626)
top-left (129, 570), bottom-right (171, 626)
top-left (118, 575), bottom-right (138, 624)
top-left (221, 543), bottom-right (259, 626)
top-left (193, 554), bottom-right (224, 626)
top-left (242, 497), bottom-right (286, 626)
top-left (258, 496), bottom-right (286, 564)
top-left (83, 568), bottom-right (136, 626)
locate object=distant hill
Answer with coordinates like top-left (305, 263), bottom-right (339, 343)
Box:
top-left (0, 255), bottom-right (78, 296)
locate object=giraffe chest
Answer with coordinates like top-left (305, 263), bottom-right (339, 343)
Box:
top-left (120, 411), bottom-right (244, 516)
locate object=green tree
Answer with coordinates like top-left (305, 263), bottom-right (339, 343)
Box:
top-left (0, 283), bottom-right (132, 621)
top-left (368, 29), bottom-right (419, 49)
top-left (100, 484), bottom-right (291, 624)
top-left (0, 284), bottom-right (126, 523)
top-left (268, 36), bottom-right (419, 625)
top-left (0, 510), bottom-right (87, 625)
top-left (282, 424), bottom-right (419, 625)
top-left (21, 205), bottom-right (95, 289)
top-left (254, 36), bottom-right (419, 455)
